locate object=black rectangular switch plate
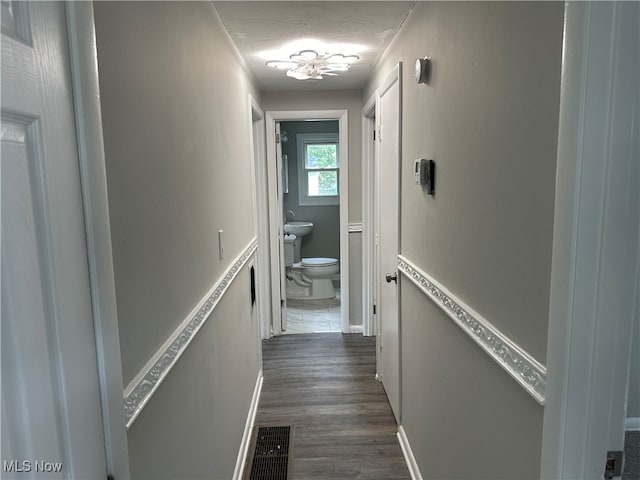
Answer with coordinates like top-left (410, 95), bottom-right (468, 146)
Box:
top-left (250, 265), bottom-right (256, 306)
top-left (426, 159), bottom-right (435, 195)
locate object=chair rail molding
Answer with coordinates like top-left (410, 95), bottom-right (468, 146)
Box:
top-left (397, 255), bottom-right (547, 405)
top-left (123, 238), bottom-right (258, 429)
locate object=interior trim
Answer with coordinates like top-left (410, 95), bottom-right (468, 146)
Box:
top-left (233, 371), bottom-right (264, 480)
top-left (397, 255), bottom-right (546, 405)
top-left (397, 425), bottom-right (423, 480)
top-left (123, 238), bottom-right (258, 429)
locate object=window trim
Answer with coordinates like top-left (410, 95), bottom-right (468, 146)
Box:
top-left (296, 132), bottom-right (340, 206)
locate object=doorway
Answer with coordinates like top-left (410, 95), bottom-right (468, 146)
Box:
top-left (264, 110), bottom-right (349, 336)
top-left (280, 120), bottom-right (342, 334)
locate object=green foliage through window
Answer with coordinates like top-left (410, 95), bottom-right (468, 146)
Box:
top-left (297, 133), bottom-right (339, 206)
top-left (305, 143), bottom-right (338, 197)
top-left (306, 144), bottom-right (338, 168)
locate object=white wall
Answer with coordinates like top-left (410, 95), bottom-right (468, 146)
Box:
top-left (94, 2), bottom-right (261, 477)
top-left (366, 2), bottom-right (563, 477)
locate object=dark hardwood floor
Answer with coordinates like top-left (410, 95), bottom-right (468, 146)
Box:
top-left (255, 333), bottom-right (411, 480)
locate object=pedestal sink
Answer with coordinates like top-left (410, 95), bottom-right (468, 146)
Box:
top-left (284, 221), bottom-right (313, 237)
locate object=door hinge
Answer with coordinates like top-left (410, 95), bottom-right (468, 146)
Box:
top-left (373, 129), bottom-right (376, 141)
top-left (275, 133), bottom-right (280, 143)
top-left (107, 475), bottom-right (115, 480)
top-left (281, 299), bottom-right (285, 307)
top-left (373, 304), bottom-right (377, 315)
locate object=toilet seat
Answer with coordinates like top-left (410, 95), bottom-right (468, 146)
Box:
top-left (301, 257), bottom-right (338, 267)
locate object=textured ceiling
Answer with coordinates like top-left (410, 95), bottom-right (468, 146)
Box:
top-left (213, 1), bottom-right (415, 91)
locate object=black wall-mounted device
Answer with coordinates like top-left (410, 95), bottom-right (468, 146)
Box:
top-left (250, 265), bottom-right (256, 306)
top-left (415, 57), bottom-right (431, 84)
top-left (426, 159), bottom-right (435, 195)
top-left (414, 159), bottom-right (435, 195)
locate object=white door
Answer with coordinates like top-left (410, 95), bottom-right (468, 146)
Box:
top-left (1, 2), bottom-right (107, 478)
top-left (376, 65), bottom-right (402, 422)
top-left (275, 122), bottom-right (287, 331)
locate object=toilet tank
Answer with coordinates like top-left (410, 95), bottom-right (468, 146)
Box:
top-left (283, 234), bottom-right (296, 266)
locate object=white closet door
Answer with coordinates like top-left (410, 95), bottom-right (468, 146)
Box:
top-left (2, 2), bottom-right (107, 478)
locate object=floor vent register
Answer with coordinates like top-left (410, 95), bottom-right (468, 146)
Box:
top-left (244, 425), bottom-right (293, 480)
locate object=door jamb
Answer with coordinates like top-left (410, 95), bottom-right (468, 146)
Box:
top-left (248, 95), bottom-right (271, 340)
top-left (361, 95), bottom-right (377, 339)
top-left (540, 2), bottom-right (639, 477)
top-left (362, 64), bottom-right (402, 384)
top-left (66, 3), bottom-right (129, 478)
top-left (265, 110), bottom-right (350, 335)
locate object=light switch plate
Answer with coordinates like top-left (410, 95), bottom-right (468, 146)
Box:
top-left (218, 230), bottom-right (224, 260)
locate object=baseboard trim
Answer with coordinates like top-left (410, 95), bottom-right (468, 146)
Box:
top-left (626, 417), bottom-right (640, 431)
top-left (397, 425), bottom-right (422, 480)
top-left (123, 238), bottom-right (258, 429)
top-left (397, 255), bottom-right (546, 405)
top-left (349, 325), bottom-right (363, 334)
top-left (233, 371), bottom-right (263, 480)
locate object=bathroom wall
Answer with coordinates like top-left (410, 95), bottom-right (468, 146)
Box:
top-left (365, 2), bottom-right (563, 477)
top-left (282, 120), bottom-right (340, 260)
top-left (262, 91), bottom-right (363, 328)
top-left (261, 91), bottom-right (363, 224)
top-left (94, 2), bottom-right (261, 477)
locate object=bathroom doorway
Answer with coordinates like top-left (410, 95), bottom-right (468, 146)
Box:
top-left (280, 120), bottom-right (341, 334)
top-left (265, 110), bottom-right (349, 336)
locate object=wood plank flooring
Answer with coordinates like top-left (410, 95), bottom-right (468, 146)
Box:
top-left (255, 333), bottom-right (410, 479)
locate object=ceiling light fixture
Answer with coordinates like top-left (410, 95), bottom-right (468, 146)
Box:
top-left (266, 49), bottom-right (359, 80)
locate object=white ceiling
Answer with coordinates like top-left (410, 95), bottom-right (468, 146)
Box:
top-left (213, 1), bottom-right (415, 91)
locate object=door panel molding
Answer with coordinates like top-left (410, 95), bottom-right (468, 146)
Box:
top-left (2, 2), bottom-right (109, 476)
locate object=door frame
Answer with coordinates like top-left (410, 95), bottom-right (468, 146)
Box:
top-left (361, 96), bottom-right (377, 338)
top-left (65, 3), bottom-right (129, 477)
top-left (265, 110), bottom-right (350, 335)
top-left (362, 65), bottom-right (403, 389)
top-left (248, 95), bottom-right (271, 340)
top-left (540, 2), bottom-right (639, 477)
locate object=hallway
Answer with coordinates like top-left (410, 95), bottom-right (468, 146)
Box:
top-left (253, 334), bottom-right (409, 479)
top-left (2, 2), bottom-right (638, 479)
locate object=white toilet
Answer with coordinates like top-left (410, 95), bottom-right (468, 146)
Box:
top-left (283, 236), bottom-right (339, 300)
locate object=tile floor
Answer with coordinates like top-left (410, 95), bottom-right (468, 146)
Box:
top-left (283, 287), bottom-right (341, 334)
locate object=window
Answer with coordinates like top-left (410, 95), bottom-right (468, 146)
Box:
top-left (297, 133), bottom-right (339, 206)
